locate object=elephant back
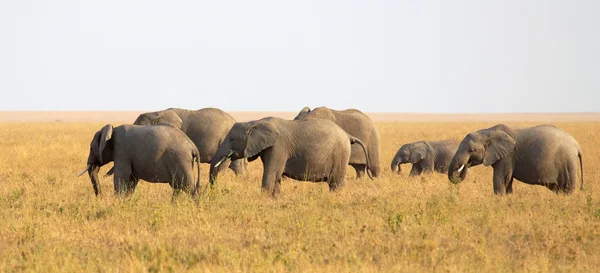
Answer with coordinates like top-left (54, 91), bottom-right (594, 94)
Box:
top-left (179, 108), bottom-right (237, 162)
top-left (332, 110), bottom-right (379, 166)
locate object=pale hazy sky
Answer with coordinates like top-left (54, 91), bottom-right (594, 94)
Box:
top-left (1, 0), bottom-right (598, 112)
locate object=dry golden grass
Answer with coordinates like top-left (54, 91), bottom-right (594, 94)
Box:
top-left (1, 121), bottom-right (599, 272)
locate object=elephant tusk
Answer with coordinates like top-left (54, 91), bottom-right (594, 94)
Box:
top-left (457, 164), bottom-right (465, 173)
top-left (214, 151), bottom-right (234, 168)
top-left (77, 165), bottom-right (91, 177)
top-left (214, 158), bottom-right (226, 168)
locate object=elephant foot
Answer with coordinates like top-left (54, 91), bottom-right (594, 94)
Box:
top-left (351, 164), bottom-right (367, 179)
top-left (329, 182), bottom-right (342, 192)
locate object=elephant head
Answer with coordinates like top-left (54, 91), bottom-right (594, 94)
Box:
top-left (391, 142), bottom-right (428, 173)
top-left (134, 109), bottom-right (183, 129)
top-left (448, 130), bottom-right (516, 184)
top-left (77, 124), bottom-right (115, 196)
top-left (209, 119), bottom-right (279, 184)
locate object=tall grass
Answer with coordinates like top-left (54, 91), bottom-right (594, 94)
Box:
top-left (0, 121), bottom-right (598, 272)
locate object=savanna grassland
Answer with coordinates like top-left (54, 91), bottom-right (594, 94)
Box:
top-left (1, 120), bottom-right (600, 272)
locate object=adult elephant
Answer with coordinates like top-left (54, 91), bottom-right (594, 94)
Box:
top-left (448, 124), bottom-right (583, 195)
top-left (391, 140), bottom-right (459, 176)
top-left (78, 124), bottom-right (200, 198)
top-left (294, 106), bottom-right (381, 178)
top-left (210, 117), bottom-right (373, 195)
top-left (106, 108), bottom-right (247, 178)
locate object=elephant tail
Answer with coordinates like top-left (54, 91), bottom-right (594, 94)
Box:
top-left (192, 148), bottom-right (201, 198)
top-left (349, 135), bottom-right (374, 180)
top-left (578, 151), bottom-right (584, 191)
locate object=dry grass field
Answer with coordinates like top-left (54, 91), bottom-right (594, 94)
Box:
top-left (0, 113), bottom-right (599, 272)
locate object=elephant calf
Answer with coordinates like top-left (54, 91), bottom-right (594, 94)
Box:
top-left (210, 117), bottom-right (373, 196)
top-left (448, 124), bottom-right (583, 195)
top-left (391, 140), bottom-right (459, 176)
top-left (78, 124), bottom-right (201, 197)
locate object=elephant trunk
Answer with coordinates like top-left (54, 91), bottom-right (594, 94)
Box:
top-left (88, 165), bottom-right (101, 196)
top-left (448, 153), bottom-right (469, 184)
top-left (209, 148), bottom-right (234, 186)
top-left (390, 155), bottom-right (404, 174)
top-left (208, 159), bottom-right (221, 186)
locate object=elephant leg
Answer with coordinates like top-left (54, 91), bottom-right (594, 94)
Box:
top-left (369, 162), bottom-right (380, 178)
top-left (262, 168), bottom-right (283, 196)
top-left (350, 164), bottom-right (366, 179)
top-left (421, 159), bottom-right (434, 174)
top-left (409, 164), bottom-right (422, 176)
top-left (171, 169), bottom-right (194, 196)
top-left (506, 177), bottom-right (514, 194)
top-left (113, 175), bottom-right (124, 195)
top-left (272, 176), bottom-right (282, 197)
top-left (545, 184), bottom-right (560, 193)
top-left (125, 175), bottom-right (139, 196)
top-left (492, 160), bottom-right (513, 195)
top-left (229, 158), bottom-right (248, 176)
top-left (114, 177), bottom-right (137, 195)
top-left (559, 160), bottom-right (578, 194)
top-left (113, 162), bottom-right (134, 195)
top-left (328, 165), bottom-right (347, 192)
top-left (260, 152), bottom-right (285, 196)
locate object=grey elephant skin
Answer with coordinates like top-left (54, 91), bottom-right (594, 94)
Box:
top-left (132, 108), bottom-right (247, 175)
top-left (294, 106), bottom-right (381, 178)
top-left (78, 124), bottom-right (201, 197)
top-left (448, 124), bottom-right (583, 195)
top-left (391, 140), bottom-right (459, 176)
top-left (210, 117), bottom-right (373, 195)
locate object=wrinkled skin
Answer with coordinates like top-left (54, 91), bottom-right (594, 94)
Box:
top-left (448, 124), bottom-right (584, 195)
top-left (294, 106), bottom-right (381, 178)
top-left (209, 117), bottom-right (373, 196)
top-left (105, 108), bottom-right (246, 178)
top-left (79, 124), bottom-right (201, 198)
top-left (391, 140), bottom-right (459, 176)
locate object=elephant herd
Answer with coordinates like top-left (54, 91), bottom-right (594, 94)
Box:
top-left (79, 107), bottom-right (584, 198)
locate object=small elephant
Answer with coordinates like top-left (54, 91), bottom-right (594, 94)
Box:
top-left (294, 106), bottom-right (381, 178)
top-left (448, 124), bottom-right (583, 195)
top-left (391, 140), bottom-right (459, 176)
top-left (78, 124), bottom-right (201, 197)
top-left (106, 108), bottom-right (247, 177)
top-left (210, 117), bottom-right (373, 195)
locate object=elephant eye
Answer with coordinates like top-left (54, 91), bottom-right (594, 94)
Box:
top-left (469, 148), bottom-right (476, 153)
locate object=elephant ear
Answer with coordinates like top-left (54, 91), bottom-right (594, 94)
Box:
top-left (154, 110), bottom-right (183, 129)
top-left (244, 121), bottom-right (279, 158)
top-left (410, 143), bottom-right (427, 163)
top-left (300, 106), bottom-right (311, 113)
top-left (98, 124), bottom-right (113, 164)
top-left (134, 111), bottom-right (159, 125)
top-left (294, 107), bottom-right (311, 120)
top-left (483, 131), bottom-right (516, 166)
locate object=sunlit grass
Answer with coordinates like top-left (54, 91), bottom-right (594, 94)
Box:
top-left (0, 121), bottom-right (599, 272)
